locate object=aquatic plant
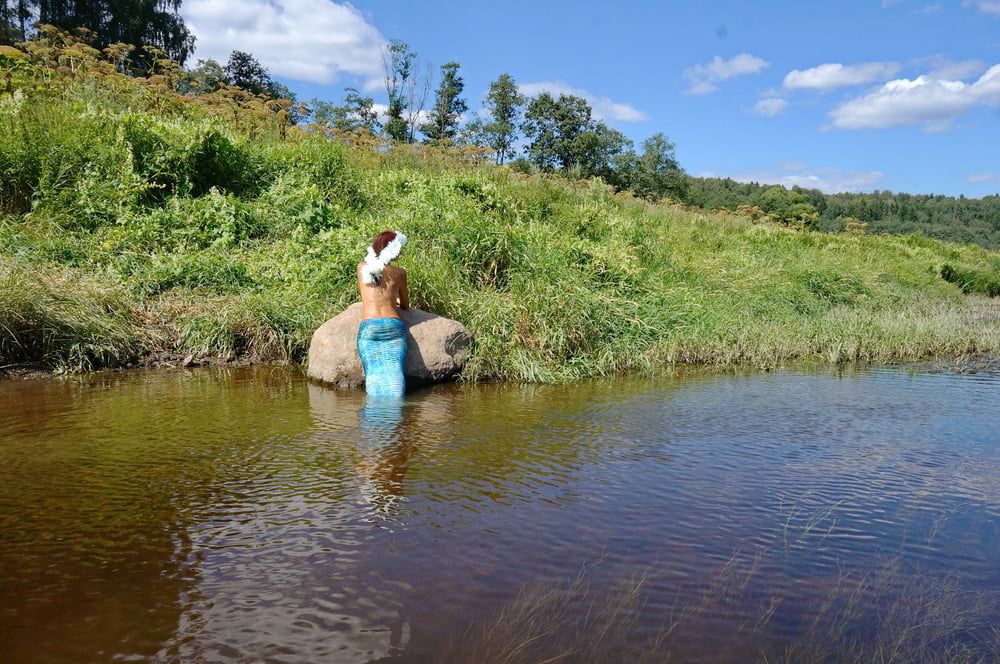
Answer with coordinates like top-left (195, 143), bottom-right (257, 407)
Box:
top-left (447, 513), bottom-right (1000, 663)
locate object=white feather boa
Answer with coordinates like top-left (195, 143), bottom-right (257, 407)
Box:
top-left (360, 232), bottom-right (408, 285)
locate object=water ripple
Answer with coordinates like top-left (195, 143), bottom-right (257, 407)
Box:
top-left (0, 366), bottom-right (997, 662)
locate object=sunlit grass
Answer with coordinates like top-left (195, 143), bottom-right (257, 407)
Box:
top-left (0, 67), bottom-right (998, 376)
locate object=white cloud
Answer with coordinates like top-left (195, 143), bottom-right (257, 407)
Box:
top-left (369, 103), bottom-right (438, 127)
top-left (724, 163), bottom-right (885, 194)
top-left (915, 56), bottom-right (987, 81)
top-left (182, 0), bottom-right (386, 86)
top-left (783, 62), bottom-right (900, 91)
top-left (683, 53), bottom-right (769, 95)
top-left (967, 173), bottom-right (1000, 183)
top-left (829, 64), bottom-right (1000, 130)
top-left (913, 3), bottom-right (943, 14)
top-left (517, 81), bottom-right (648, 122)
top-left (963, 0), bottom-right (1000, 16)
top-left (752, 97), bottom-right (788, 117)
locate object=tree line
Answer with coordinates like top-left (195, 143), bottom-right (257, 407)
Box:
top-left (686, 177), bottom-right (1000, 249)
top-left (305, 39), bottom-right (689, 203)
top-left (1, 0), bottom-right (194, 65)
top-left (258, 35), bottom-right (1000, 249)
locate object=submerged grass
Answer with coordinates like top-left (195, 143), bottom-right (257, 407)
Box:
top-left (447, 557), bottom-right (1000, 664)
top-left (447, 511), bottom-right (1000, 664)
top-left (0, 55), bottom-right (998, 377)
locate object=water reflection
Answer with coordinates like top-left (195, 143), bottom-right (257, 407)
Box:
top-left (0, 368), bottom-right (309, 662)
top-left (359, 396), bottom-right (405, 443)
top-left (357, 396), bottom-right (408, 517)
top-left (0, 367), bottom-right (997, 662)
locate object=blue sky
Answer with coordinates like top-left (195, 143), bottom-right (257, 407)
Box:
top-left (182, 0), bottom-right (1000, 197)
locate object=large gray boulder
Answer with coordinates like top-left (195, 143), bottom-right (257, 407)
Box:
top-left (307, 303), bottom-right (473, 389)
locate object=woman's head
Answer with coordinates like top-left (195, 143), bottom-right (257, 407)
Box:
top-left (361, 230), bottom-right (408, 285)
top-left (371, 230), bottom-right (400, 258)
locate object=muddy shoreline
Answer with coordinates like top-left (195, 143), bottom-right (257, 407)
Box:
top-left (5, 351), bottom-right (999, 383)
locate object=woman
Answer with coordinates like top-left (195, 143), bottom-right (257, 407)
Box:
top-left (357, 230), bottom-right (409, 397)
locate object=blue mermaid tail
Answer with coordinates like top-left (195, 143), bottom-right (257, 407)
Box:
top-left (357, 317), bottom-right (408, 397)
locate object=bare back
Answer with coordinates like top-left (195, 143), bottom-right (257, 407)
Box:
top-left (358, 263), bottom-right (409, 320)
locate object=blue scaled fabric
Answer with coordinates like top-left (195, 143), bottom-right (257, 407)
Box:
top-left (357, 317), bottom-right (408, 397)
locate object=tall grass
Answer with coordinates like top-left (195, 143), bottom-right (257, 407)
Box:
top-left (0, 257), bottom-right (143, 370)
top-left (1, 49), bottom-right (998, 376)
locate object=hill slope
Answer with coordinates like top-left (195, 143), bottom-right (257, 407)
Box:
top-left (1, 44), bottom-right (998, 380)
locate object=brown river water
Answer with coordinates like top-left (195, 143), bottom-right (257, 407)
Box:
top-left (0, 366), bottom-right (998, 663)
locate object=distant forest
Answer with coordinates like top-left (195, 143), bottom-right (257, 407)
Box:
top-left (686, 178), bottom-right (1000, 250)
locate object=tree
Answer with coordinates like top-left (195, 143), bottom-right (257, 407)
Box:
top-left (179, 58), bottom-right (225, 94)
top-left (575, 121), bottom-right (632, 182)
top-left (421, 61), bottom-right (467, 143)
top-left (522, 92), bottom-right (591, 171)
top-left (379, 39), bottom-right (432, 143)
top-left (481, 73), bottom-right (524, 164)
top-left (218, 50), bottom-right (298, 122)
top-left (404, 59), bottom-right (432, 143)
top-left (521, 92), bottom-right (631, 180)
top-left (21, 0), bottom-right (195, 64)
top-left (310, 88), bottom-right (380, 135)
top-left (224, 50), bottom-right (272, 96)
top-left (0, 0), bottom-right (32, 44)
top-left (381, 39), bottom-right (414, 142)
top-left (623, 133), bottom-right (687, 201)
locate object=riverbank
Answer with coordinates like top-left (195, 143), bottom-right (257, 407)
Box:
top-left (1, 46), bottom-right (999, 381)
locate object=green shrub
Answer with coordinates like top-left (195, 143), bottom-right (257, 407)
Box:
top-left (129, 251), bottom-right (255, 296)
top-left (120, 189), bottom-right (263, 251)
top-left (121, 114), bottom-right (266, 200)
top-left (940, 262), bottom-right (1000, 296)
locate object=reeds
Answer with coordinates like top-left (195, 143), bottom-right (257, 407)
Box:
top-left (447, 526), bottom-right (1000, 663)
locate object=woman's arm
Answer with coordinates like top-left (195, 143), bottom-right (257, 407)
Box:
top-left (398, 270), bottom-right (409, 309)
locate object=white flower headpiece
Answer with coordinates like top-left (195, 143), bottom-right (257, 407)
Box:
top-left (361, 231), bottom-right (408, 285)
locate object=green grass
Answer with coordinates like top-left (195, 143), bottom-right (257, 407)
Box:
top-left (1, 50), bottom-right (998, 378)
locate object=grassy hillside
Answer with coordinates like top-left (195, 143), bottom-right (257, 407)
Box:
top-left (1, 42), bottom-right (998, 380)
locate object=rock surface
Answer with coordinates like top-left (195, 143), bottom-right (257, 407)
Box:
top-left (307, 303), bottom-right (473, 389)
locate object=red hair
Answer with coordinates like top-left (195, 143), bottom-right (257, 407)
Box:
top-left (371, 231), bottom-right (398, 257)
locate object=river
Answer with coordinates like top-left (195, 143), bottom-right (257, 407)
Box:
top-left (1, 366), bottom-right (998, 662)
